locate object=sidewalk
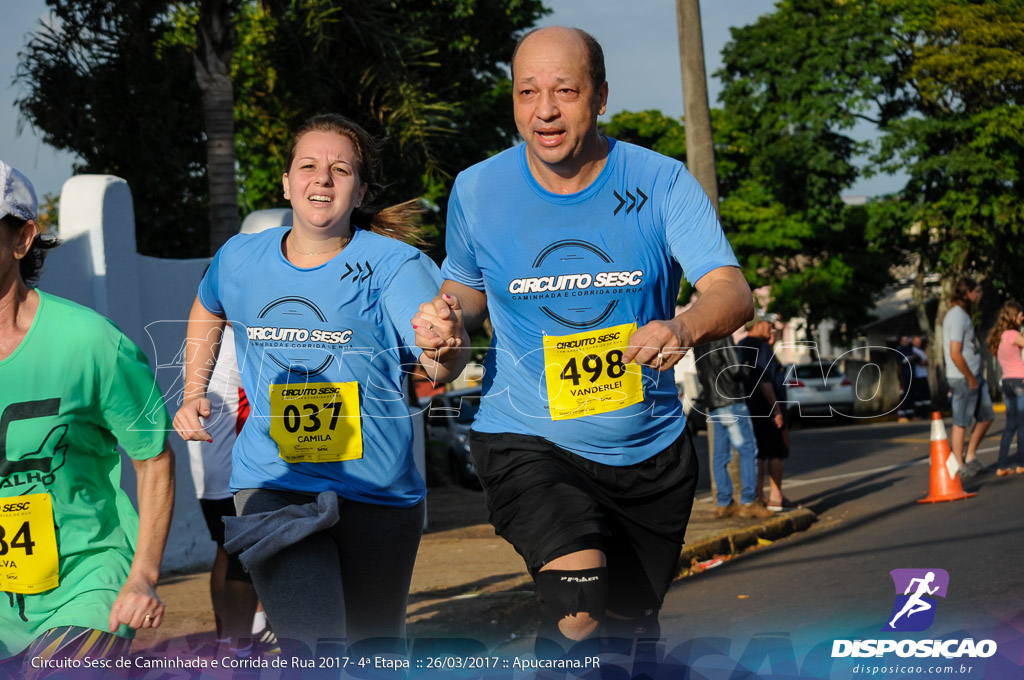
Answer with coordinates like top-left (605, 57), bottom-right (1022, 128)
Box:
top-left (133, 485), bottom-right (815, 654)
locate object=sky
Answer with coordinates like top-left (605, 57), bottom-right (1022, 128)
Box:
top-left (0, 0), bottom-right (900, 200)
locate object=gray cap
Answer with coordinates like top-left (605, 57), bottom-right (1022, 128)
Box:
top-left (0, 160), bottom-right (38, 222)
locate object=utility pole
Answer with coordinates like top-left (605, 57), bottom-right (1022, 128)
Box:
top-left (676, 0), bottom-right (719, 211)
top-left (677, 0), bottom-right (728, 501)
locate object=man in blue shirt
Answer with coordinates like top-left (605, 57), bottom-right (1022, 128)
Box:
top-left (414, 26), bottom-right (752, 653)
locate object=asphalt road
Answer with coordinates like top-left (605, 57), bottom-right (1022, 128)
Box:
top-left (655, 416), bottom-right (1024, 679)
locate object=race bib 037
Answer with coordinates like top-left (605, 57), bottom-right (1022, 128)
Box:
top-left (268, 382), bottom-right (363, 463)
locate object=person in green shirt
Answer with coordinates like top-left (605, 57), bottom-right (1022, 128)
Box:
top-left (0, 160), bottom-right (175, 678)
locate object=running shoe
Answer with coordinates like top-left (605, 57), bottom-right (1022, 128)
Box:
top-left (766, 497), bottom-right (801, 512)
top-left (254, 625), bottom-right (281, 655)
top-left (715, 501), bottom-right (738, 519)
top-left (737, 499), bottom-right (775, 519)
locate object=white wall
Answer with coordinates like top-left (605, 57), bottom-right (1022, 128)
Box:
top-left (39, 175), bottom-right (212, 573)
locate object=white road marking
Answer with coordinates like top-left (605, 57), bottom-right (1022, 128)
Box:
top-left (783, 445), bottom-right (999, 489)
top-left (696, 445), bottom-right (1000, 502)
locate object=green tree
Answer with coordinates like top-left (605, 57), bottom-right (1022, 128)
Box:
top-left (601, 110), bottom-right (687, 159)
top-left (16, 0), bottom-right (209, 256)
top-left (875, 0), bottom-right (1024, 318)
top-left (226, 0), bottom-right (547, 262)
top-left (711, 0), bottom-right (1023, 398)
top-left (716, 0), bottom-right (908, 337)
top-left (194, 0), bottom-right (242, 251)
top-left (871, 0), bottom-right (1024, 396)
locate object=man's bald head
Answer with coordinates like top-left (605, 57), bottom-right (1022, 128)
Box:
top-left (511, 26), bottom-right (606, 91)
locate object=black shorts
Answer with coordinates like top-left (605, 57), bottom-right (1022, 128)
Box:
top-left (199, 497), bottom-right (251, 583)
top-left (469, 429), bottom-right (698, 618)
top-left (752, 418), bottom-right (789, 459)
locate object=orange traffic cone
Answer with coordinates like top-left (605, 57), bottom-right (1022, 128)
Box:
top-left (918, 412), bottom-right (976, 503)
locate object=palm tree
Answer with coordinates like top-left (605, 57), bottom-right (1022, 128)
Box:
top-left (195, 0), bottom-right (240, 253)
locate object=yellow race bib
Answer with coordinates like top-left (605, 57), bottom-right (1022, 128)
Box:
top-left (268, 382), bottom-right (363, 463)
top-left (0, 493), bottom-right (59, 594)
top-left (543, 322), bottom-right (644, 421)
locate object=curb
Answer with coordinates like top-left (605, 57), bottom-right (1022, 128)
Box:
top-left (677, 507), bottom-right (817, 570)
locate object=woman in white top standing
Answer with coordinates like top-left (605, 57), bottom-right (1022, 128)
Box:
top-left (987, 300), bottom-right (1024, 476)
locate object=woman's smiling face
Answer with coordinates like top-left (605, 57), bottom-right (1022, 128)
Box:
top-left (282, 130), bottom-right (367, 234)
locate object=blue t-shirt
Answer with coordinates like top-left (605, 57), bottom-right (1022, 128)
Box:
top-left (199, 226), bottom-right (440, 506)
top-left (441, 139), bottom-right (740, 464)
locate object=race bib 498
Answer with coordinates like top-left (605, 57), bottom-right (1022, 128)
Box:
top-left (543, 322), bottom-right (644, 421)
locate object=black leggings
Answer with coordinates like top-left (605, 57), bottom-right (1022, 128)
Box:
top-left (234, 488), bottom-right (424, 655)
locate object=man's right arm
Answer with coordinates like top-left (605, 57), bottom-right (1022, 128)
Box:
top-left (441, 280), bottom-right (488, 332)
top-left (415, 176), bottom-right (490, 359)
top-left (412, 280), bottom-right (488, 379)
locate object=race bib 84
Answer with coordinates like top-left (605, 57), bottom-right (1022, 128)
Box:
top-left (0, 493), bottom-right (59, 594)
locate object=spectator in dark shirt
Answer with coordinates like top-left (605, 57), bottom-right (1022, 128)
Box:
top-left (693, 338), bottom-right (774, 519)
top-left (739, 319), bottom-right (797, 511)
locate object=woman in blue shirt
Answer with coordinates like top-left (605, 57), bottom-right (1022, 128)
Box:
top-left (173, 115), bottom-right (466, 655)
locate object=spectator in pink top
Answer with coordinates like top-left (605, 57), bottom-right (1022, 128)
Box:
top-left (986, 300), bottom-right (1024, 476)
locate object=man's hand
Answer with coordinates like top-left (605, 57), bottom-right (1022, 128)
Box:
top-left (172, 398), bottom-right (213, 442)
top-left (623, 318), bottom-right (690, 372)
top-left (109, 574), bottom-right (164, 631)
top-left (413, 293), bottom-right (469, 365)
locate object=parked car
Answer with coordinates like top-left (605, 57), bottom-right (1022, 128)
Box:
top-left (424, 386), bottom-right (482, 488)
top-left (781, 361), bottom-right (855, 421)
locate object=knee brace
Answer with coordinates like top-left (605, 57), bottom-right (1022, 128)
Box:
top-left (534, 567), bottom-right (608, 623)
top-left (534, 568), bottom-right (608, 658)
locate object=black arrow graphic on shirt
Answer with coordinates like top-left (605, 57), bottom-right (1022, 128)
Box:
top-left (625, 190), bottom-right (636, 214)
top-left (361, 261), bottom-right (373, 282)
top-left (353, 262), bottom-right (364, 282)
top-left (613, 190), bottom-right (626, 216)
top-left (636, 188), bottom-right (648, 213)
top-left (341, 262), bottom-right (354, 281)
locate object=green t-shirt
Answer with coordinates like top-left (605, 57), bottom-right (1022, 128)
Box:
top-left (0, 290), bottom-right (170, 658)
